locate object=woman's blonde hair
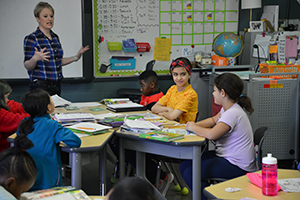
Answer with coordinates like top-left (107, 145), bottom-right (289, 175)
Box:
top-left (34, 2), bottom-right (54, 18)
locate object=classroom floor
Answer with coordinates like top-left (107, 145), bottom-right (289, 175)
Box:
top-left (62, 146), bottom-right (193, 200)
top-left (63, 146), bottom-right (297, 200)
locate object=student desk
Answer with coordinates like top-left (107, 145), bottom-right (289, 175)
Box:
top-left (116, 130), bottom-right (207, 200)
top-left (55, 105), bottom-right (115, 195)
top-left (89, 196), bottom-right (105, 199)
top-left (204, 169), bottom-right (300, 200)
top-left (60, 130), bottom-right (114, 195)
top-left (8, 104), bottom-right (115, 196)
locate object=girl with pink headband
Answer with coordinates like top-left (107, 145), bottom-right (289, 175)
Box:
top-left (151, 57), bottom-right (198, 123)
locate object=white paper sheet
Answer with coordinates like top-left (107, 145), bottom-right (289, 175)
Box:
top-left (252, 35), bottom-right (272, 58)
top-left (51, 94), bottom-right (71, 107)
top-left (68, 122), bottom-right (112, 132)
top-left (278, 178), bottom-right (300, 192)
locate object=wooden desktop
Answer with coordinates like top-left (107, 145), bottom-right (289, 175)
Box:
top-left (204, 169), bottom-right (300, 200)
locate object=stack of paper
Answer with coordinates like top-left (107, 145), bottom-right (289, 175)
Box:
top-left (69, 102), bottom-right (102, 108)
top-left (106, 102), bottom-right (146, 112)
top-left (67, 122), bottom-right (112, 135)
top-left (124, 118), bottom-right (160, 130)
top-left (52, 113), bottom-right (95, 123)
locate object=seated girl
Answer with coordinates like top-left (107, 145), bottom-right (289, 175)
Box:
top-left (180, 73), bottom-right (256, 200)
top-left (151, 57), bottom-right (198, 123)
top-left (0, 134), bottom-right (37, 199)
top-left (17, 89), bottom-right (81, 190)
top-left (0, 80), bottom-right (30, 153)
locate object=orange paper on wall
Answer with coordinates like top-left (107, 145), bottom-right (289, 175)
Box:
top-left (269, 45), bottom-right (278, 54)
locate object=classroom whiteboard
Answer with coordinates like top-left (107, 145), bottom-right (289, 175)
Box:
top-left (93, 0), bottom-right (239, 77)
top-left (0, 0), bottom-right (82, 79)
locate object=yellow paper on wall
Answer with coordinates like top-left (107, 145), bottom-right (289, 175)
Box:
top-left (154, 37), bottom-right (172, 61)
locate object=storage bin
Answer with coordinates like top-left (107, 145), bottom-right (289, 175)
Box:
top-left (122, 39), bottom-right (137, 52)
top-left (136, 42), bottom-right (151, 52)
top-left (107, 42), bottom-right (122, 51)
top-left (110, 56), bottom-right (136, 70)
top-left (211, 55), bottom-right (228, 66)
top-left (259, 63), bottom-right (300, 79)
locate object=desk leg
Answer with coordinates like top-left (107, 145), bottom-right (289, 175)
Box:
top-left (136, 151), bottom-right (166, 200)
top-left (119, 138), bottom-right (125, 178)
top-left (99, 145), bottom-right (107, 196)
top-left (136, 151), bottom-right (146, 179)
top-left (192, 146), bottom-right (201, 200)
top-left (70, 152), bottom-right (82, 189)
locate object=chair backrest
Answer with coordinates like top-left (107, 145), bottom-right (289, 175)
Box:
top-left (254, 126), bottom-right (268, 170)
top-left (146, 60), bottom-right (156, 70)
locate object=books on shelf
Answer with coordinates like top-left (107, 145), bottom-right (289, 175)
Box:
top-left (67, 122), bottom-right (112, 135)
top-left (21, 186), bottom-right (92, 200)
top-left (51, 94), bottom-right (72, 107)
top-left (139, 131), bottom-right (184, 142)
top-left (52, 113), bottom-right (95, 123)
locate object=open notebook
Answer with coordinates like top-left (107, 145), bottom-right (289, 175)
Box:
top-left (67, 122), bottom-right (112, 135)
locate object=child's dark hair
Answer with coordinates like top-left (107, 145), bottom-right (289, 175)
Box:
top-left (169, 57), bottom-right (192, 75)
top-left (214, 73), bottom-right (254, 114)
top-left (139, 70), bottom-right (158, 85)
top-left (18, 89), bottom-right (50, 134)
top-left (109, 177), bottom-right (158, 200)
top-left (0, 134), bottom-right (37, 184)
top-left (0, 79), bottom-right (12, 111)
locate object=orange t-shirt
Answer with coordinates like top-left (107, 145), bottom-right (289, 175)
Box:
top-left (159, 85), bottom-right (198, 124)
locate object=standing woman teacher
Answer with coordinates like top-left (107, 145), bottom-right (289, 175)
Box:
top-left (23, 1), bottom-right (89, 96)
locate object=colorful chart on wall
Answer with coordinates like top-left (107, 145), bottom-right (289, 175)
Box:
top-left (93, 0), bottom-right (239, 77)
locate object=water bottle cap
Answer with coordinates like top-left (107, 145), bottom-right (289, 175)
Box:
top-left (262, 153), bottom-right (277, 164)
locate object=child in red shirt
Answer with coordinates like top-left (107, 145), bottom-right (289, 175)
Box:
top-left (0, 80), bottom-right (30, 153)
top-left (139, 70), bottom-right (163, 110)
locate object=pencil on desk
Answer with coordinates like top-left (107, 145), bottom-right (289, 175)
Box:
top-left (77, 127), bottom-right (95, 130)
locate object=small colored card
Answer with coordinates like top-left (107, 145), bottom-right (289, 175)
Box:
top-left (89, 107), bottom-right (105, 112)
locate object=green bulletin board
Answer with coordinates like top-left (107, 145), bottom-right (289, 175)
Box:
top-left (93, 0), bottom-right (239, 78)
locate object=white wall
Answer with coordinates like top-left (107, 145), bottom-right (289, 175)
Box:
top-left (0, 0), bottom-right (82, 79)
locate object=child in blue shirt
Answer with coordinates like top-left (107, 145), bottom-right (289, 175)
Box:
top-left (0, 134), bottom-right (37, 200)
top-left (17, 89), bottom-right (81, 190)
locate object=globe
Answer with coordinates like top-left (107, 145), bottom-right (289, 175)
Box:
top-left (212, 32), bottom-right (243, 58)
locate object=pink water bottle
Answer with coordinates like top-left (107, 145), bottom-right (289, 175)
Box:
top-left (262, 153), bottom-right (277, 196)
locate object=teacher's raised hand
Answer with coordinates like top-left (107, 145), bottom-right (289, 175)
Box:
top-left (34, 47), bottom-right (50, 62)
top-left (75, 45), bottom-right (90, 61)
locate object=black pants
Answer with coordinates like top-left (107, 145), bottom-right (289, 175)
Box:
top-left (30, 80), bottom-right (61, 96)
